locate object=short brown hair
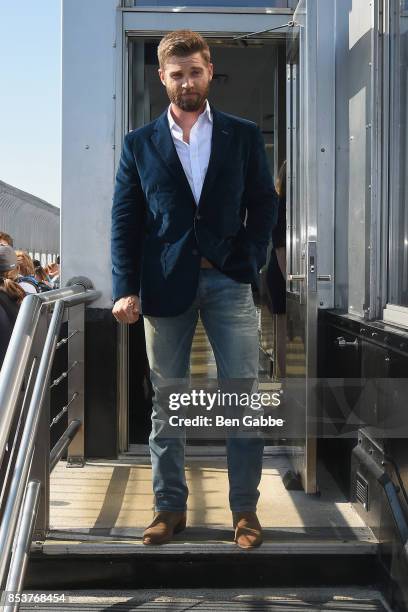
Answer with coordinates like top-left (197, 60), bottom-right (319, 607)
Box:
top-left (0, 232), bottom-right (13, 247)
top-left (158, 30), bottom-right (210, 69)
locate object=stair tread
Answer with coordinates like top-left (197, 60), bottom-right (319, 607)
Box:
top-left (34, 538), bottom-right (378, 556)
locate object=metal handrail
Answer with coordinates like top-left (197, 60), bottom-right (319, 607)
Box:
top-left (0, 280), bottom-right (100, 606)
top-left (0, 283), bottom-right (97, 470)
top-left (50, 419), bottom-right (81, 472)
top-left (3, 481), bottom-right (41, 612)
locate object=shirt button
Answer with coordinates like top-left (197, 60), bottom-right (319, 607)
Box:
top-left (192, 249), bottom-right (199, 256)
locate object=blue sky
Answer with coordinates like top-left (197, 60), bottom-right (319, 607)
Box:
top-left (0, 1), bottom-right (61, 207)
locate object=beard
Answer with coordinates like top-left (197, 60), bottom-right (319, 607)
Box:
top-left (167, 82), bottom-right (210, 112)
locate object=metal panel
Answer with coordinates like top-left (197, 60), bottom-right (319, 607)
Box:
top-left (387, 1), bottom-right (408, 309)
top-left (348, 84), bottom-right (369, 317)
top-left (380, 0), bottom-right (391, 316)
top-left (67, 304), bottom-right (85, 465)
top-left (333, 0), bottom-right (352, 310)
top-left (61, 0), bottom-right (118, 308)
top-left (130, 0), bottom-right (292, 6)
top-left (286, 0), bottom-right (313, 492)
top-left (123, 11), bottom-right (292, 35)
top-left (334, 0), bottom-right (378, 318)
top-left (285, 0), bottom-right (336, 494)
top-left (315, 0), bottom-right (335, 310)
top-left (121, 5), bottom-right (294, 13)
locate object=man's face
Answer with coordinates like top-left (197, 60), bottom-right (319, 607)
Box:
top-left (159, 52), bottom-right (213, 112)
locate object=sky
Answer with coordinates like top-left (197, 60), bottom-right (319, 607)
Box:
top-left (0, 1), bottom-right (61, 207)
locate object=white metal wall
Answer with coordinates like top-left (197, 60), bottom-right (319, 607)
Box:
top-left (61, 2), bottom-right (292, 306)
top-left (61, 0), bottom-right (118, 307)
top-left (334, 0), bottom-right (377, 317)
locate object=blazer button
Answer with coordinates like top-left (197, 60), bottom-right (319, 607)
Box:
top-left (196, 214), bottom-right (203, 220)
top-left (192, 249), bottom-right (199, 256)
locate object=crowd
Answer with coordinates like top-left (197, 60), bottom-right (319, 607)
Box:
top-left (0, 231), bottom-right (60, 368)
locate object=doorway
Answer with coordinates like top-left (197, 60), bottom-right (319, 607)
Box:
top-left (125, 36), bottom-right (287, 447)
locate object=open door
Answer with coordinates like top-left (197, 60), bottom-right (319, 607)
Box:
top-left (285, 0), bottom-right (335, 493)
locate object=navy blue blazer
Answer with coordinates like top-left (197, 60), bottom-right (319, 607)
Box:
top-left (111, 106), bottom-right (278, 317)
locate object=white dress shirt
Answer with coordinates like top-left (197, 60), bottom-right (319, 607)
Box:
top-left (167, 100), bottom-right (213, 205)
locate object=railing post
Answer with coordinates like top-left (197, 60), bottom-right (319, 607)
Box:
top-left (67, 303), bottom-right (85, 467)
top-left (118, 324), bottom-right (129, 453)
top-left (30, 308), bottom-right (50, 541)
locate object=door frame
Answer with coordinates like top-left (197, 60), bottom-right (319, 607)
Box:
top-left (286, 0), bottom-right (335, 493)
top-left (114, 5), bottom-right (303, 454)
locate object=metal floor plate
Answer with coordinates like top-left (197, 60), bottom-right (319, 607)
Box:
top-left (17, 589), bottom-right (391, 611)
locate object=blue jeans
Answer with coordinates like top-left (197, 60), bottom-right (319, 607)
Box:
top-left (144, 269), bottom-right (263, 512)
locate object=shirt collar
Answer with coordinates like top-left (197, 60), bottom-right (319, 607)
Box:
top-left (167, 99), bottom-right (213, 133)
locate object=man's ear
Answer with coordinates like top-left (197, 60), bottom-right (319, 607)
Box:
top-left (208, 62), bottom-right (214, 81)
top-left (158, 67), bottom-right (166, 86)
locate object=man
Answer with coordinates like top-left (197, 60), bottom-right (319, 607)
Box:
top-left (111, 30), bottom-right (277, 548)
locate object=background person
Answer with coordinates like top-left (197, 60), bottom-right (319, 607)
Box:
top-left (15, 250), bottom-right (40, 294)
top-left (266, 160), bottom-right (286, 378)
top-left (45, 258), bottom-right (60, 289)
top-left (0, 245), bottom-right (25, 368)
top-left (33, 261), bottom-right (52, 292)
top-left (0, 232), bottom-right (13, 247)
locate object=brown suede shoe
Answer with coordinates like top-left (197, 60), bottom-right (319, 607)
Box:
top-left (142, 511), bottom-right (186, 545)
top-left (232, 511), bottom-right (263, 549)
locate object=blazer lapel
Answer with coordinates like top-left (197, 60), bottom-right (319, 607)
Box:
top-left (150, 111), bottom-right (195, 201)
top-left (150, 106), bottom-right (233, 208)
top-left (198, 108), bottom-right (233, 208)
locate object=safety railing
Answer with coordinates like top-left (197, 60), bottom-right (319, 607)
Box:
top-left (0, 277), bottom-right (100, 610)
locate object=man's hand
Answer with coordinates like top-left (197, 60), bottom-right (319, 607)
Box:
top-left (112, 295), bottom-right (140, 324)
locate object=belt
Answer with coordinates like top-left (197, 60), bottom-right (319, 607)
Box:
top-left (200, 257), bottom-right (214, 269)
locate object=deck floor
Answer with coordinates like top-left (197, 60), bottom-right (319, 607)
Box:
top-left (49, 315), bottom-right (370, 547)
top-left (49, 453), bottom-right (372, 547)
